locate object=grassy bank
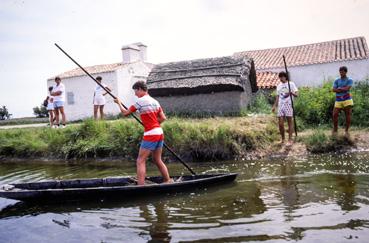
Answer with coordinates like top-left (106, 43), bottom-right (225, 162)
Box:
top-left (301, 130), bottom-right (352, 153)
top-left (0, 117), bottom-right (278, 162)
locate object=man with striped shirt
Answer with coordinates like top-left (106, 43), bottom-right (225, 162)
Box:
top-left (114, 81), bottom-right (172, 185)
top-left (332, 66), bottom-right (354, 137)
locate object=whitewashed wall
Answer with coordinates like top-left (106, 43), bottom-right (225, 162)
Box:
top-left (46, 62), bottom-right (152, 121)
top-left (116, 62), bottom-right (152, 108)
top-left (47, 72), bottom-right (118, 121)
top-left (260, 59), bottom-right (369, 87)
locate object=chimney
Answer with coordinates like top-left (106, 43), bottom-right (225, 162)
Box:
top-left (134, 42), bottom-right (147, 62)
top-left (121, 44), bottom-right (141, 64)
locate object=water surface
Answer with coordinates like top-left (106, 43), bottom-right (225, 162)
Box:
top-left (1, 152), bottom-right (369, 242)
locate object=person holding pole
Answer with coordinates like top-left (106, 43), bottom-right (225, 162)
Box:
top-left (114, 81), bottom-right (173, 185)
top-left (54, 43), bottom-right (197, 176)
top-left (272, 71), bottom-right (298, 145)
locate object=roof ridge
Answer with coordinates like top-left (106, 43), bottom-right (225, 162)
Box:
top-left (235, 36), bottom-right (368, 69)
top-left (235, 36), bottom-right (366, 54)
top-left (48, 60), bottom-right (153, 80)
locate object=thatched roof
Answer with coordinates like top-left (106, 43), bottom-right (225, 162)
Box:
top-left (147, 56), bottom-right (257, 96)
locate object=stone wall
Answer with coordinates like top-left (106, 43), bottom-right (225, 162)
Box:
top-left (155, 90), bottom-right (252, 115)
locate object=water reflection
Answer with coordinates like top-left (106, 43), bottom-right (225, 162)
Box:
top-left (0, 152), bottom-right (369, 242)
top-left (279, 160), bottom-right (300, 221)
top-left (140, 202), bottom-right (171, 243)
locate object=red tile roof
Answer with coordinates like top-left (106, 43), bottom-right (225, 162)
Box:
top-left (235, 36), bottom-right (369, 69)
top-left (256, 72), bottom-right (280, 89)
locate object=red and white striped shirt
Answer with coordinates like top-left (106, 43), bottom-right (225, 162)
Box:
top-left (129, 95), bottom-right (164, 141)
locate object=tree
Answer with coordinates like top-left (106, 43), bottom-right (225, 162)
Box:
top-left (33, 105), bottom-right (49, 118)
top-left (0, 106), bottom-right (12, 120)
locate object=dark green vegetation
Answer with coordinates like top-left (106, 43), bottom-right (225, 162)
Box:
top-left (0, 106), bottom-right (12, 120)
top-left (33, 105), bottom-right (49, 118)
top-left (301, 129), bottom-right (355, 153)
top-left (294, 80), bottom-right (369, 127)
top-left (0, 117), bottom-right (278, 161)
top-left (1, 81), bottom-right (368, 160)
top-left (246, 80), bottom-right (369, 128)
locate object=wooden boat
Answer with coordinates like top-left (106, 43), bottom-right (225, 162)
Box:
top-left (0, 173), bottom-right (237, 202)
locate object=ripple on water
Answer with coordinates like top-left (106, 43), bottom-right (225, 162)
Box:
top-left (0, 153), bottom-right (369, 242)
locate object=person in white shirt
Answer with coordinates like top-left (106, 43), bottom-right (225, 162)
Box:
top-left (272, 72), bottom-right (298, 145)
top-left (93, 76), bottom-right (112, 120)
top-left (51, 77), bottom-right (67, 128)
top-left (46, 86), bottom-right (55, 127)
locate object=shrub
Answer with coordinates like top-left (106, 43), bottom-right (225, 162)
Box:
top-left (294, 79), bottom-right (369, 128)
top-left (304, 130), bottom-right (355, 153)
top-left (351, 81), bottom-right (369, 127)
top-left (294, 81), bottom-right (335, 127)
top-left (245, 91), bottom-right (272, 114)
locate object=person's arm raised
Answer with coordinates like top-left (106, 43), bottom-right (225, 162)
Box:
top-left (114, 98), bottom-right (132, 116)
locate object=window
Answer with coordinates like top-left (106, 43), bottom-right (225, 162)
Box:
top-left (67, 92), bottom-right (75, 105)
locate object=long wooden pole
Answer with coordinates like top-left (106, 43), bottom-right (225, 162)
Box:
top-left (282, 55), bottom-right (298, 137)
top-left (54, 43), bottom-right (197, 175)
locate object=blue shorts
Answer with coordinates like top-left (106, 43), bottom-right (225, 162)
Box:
top-left (54, 101), bottom-right (64, 108)
top-left (140, 140), bottom-right (164, 151)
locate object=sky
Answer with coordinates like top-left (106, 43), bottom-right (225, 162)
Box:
top-left (1, 0), bottom-right (369, 118)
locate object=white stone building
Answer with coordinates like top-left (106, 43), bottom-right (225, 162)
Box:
top-left (234, 36), bottom-right (369, 88)
top-left (47, 43), bottom-right (153, 121)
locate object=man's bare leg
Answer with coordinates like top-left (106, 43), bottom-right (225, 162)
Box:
top-left (332, 107), bottom-right (341, 135)
top-left (152, 148), bottom-right (171, 183)
top-left (344, 106), bottom-right (352, 137)
top-left (136, 148), bottom-right (151, 185)
top-left (59, 106), bottom-right (66, 125)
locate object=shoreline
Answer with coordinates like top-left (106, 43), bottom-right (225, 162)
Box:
top-left (1, 130), bottom-right (368, 164)
top-left (1, 117), bottom-right (368, 163)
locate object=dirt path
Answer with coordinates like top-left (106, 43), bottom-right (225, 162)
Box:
top-left (0, 123), bottom-right (48, 129)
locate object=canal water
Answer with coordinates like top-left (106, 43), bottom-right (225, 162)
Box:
top-left (0, 152), bottom-right (369, 243)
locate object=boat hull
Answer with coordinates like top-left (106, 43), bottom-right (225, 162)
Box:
top-left (0, 173), bottom-right (237, 202)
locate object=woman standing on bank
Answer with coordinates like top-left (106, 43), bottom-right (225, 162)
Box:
top-left (93, 76), bottom-right (112, 120)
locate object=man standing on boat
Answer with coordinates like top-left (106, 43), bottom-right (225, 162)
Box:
top-left (114, 81), bottom-right (172, 185)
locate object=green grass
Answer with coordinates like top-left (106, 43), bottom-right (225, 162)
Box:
top-left (0, 117), bottom-right (278, 161)
top-left (303, 129), bottom-right (355, 153)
